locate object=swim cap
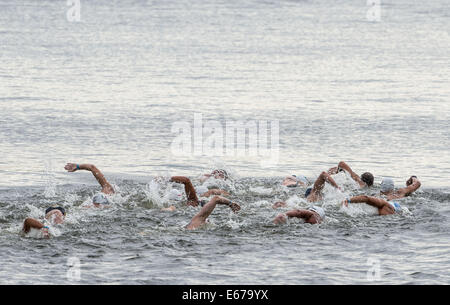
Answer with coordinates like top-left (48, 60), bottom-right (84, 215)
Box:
top-left (305, 187), bottom-right (313, 198)
top-left (93, 193), bottom-right (110, 205)
top-left (309, 206), bottom-right (325, 219)
top-left (361, 172), bottom-right (374, 186)
top-left (168, 189), bottom-right (183, 201)
top-left (45, 206), bottom-right (66, 216)
top-left (293, 175), bottom-right (309, 185)
top-left (381, 178), bottom-right (395, 192)
top-left (388, 201), bottom-right (401, 212)
top-left (195, 185), bottom-right (209, 196)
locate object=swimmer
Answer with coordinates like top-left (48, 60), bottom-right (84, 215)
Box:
top-left (342, 195), bottom-right (402, 216)
top-left (380, 176), bottom-right (421, 200)
top-left (273, 206), bottom-right (325, 225)
top-left (170, 176), bottom-right (230, 207)
top-left (65, 163), bottom-right (114, 207)
top-left (199, 169), bottom-right (229, 183)
top-left (22, 206), bottom-right (66, 238)
top-left (331, 161), bottom-right (374, 188)
top-left (305, 171), bottom-right (341, 202)
top-left (282, 174), bottom-right (309, 188)
top-left (186, 196), bottom-right (240, 230)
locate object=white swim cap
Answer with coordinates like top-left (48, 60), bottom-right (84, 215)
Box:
top-left (93, 193), bottom-right (110, 205)
top-left (169, 189), bottom-right (183, 201)
top-left (195, 185), bottom-right (209, 196)
top-left (309, 206), bottom-right (325, 219)
top-left (381, 178), bottom-right (395, 192)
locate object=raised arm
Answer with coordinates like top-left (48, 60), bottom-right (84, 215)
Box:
top-left (313, 171), bottom-right (341, 192)
top-left (328, 167), bottom-right (339, 175)
top-left (397, 176), bottom-right (421, 197)
top-left (338, 161), bottom-right (365, 187)
top-left (170, 176), bottom-right (199, 206)
top-left (187, 196), bottom-right (240, 229)
top-left (22, 218), bottom-right (44, 233)
top-left (195, 196), bottom-right (239, 221)
top-left (65, 163), bottom-right (114, 194)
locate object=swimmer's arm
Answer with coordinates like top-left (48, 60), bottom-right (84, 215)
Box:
top-left (194, 196), bottom-right (238, 222)
top-left (398, 178), bottom-right (421, 197)
top-left (345, 195), bottom-right (389, 210)
top-left (170, 176), bottom-right (199, 204)
top-left (273, 210), bottom-right (314, 224)
top-left (22, 218), bottom-right (44, 233)
top-left (328, 167), bottom-right (338, 175)
top-left (65, 163), bottom-right (114, 194)
top-left (201, 189), bottom-right (230, 197)
top-left (338, 161), bottom-right (365, 187)
top-left (285, 209), bottom-right (315, 220)
top-left (324, 172), bottom-right (340, 190)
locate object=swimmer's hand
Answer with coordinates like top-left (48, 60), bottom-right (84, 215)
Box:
top-left (342, 198), bottom-right (351, 207)
top-left (187, 200), bottom-right (199, 207)
top-left (328, 167), bottom-right (338, 175)
top-left (229, 202), bottom-right (241, 213)
top-left (64, 163), bottom-right (79, 172)
top-left (273, 214), bottom-right (287, 225)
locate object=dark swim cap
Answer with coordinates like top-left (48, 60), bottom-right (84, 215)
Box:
top-left (361, 172), bottom-right (374, 186)
top-left (45, 206), bottom-right (66, 216)
top-left (305, 187), bottom-right (313, 198)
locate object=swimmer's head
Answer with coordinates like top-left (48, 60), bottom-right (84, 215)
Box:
top-left (406, 175), bottom-right (417, 186)
top-left (305, 187), bottom-right (313, 198)
top-left (45, 206), bottom-right (66, 224)
top-left (92, 193), bottom-right (110, 206)
top-left (45, 206), bottom-right (66, 216)
top-left (309, 206), bottom-right (325, 219)
top-left (361, 172), bottom-right (374, 187)
top-left (168, 189), bottom-right (183, 201)
top-left (380, 178), bottom-right (395, 193)
top-left (211, 169), bottom-right (228, 180)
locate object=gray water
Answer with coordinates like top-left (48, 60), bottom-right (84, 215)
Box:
top-left (0, 0), bottom-right (449, 284)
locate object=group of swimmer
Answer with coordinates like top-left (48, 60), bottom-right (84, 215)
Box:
top-left (22, 161), bottom-right (421, 238)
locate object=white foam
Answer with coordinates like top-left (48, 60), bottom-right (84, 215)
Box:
top-left (249, 186), bottom-right (273, 195)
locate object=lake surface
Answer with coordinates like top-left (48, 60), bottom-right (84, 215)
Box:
top-left (0, 0), bottom-right (449, 284)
